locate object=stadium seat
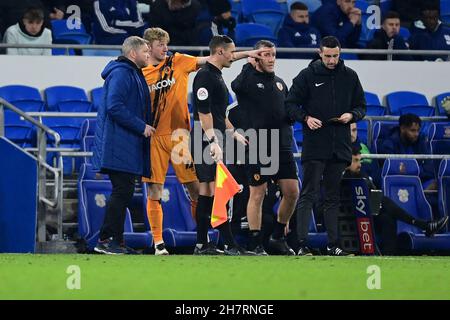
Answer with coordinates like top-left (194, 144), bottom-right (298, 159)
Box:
top-left (357, 15), bottom-right (376, 48)
top-left (357, 120), bottom-right (369, 145)
top-left (82, 136), bottom-right (95, 164)
top-left (3, 111), bottom-right (34, 147)
top-left (143, 178), bottom-right (219, 248)
top-left (82, 49), bottom-right (121, 57)
top-left (240, 0), bottom-right (285, 35)
top-left (51, 19), bottom-right (91, 44)
top-left (428, 122), bottom-right (450, 174)
top-left (364, 91), bottom-right (386, 116)
top-left (399, 105), bottom-right (435, 116)
top-left (399, 27), bottom-right (410, 42)
top-left (380, 0), bottom-right (392, 15)
top-left (0, 85), bottom-right (45, 112)
top-left (80, 118), bottom-right (97, 139)
top-left (44, 86), bottom-right (90, 111)
top-left (78, 163), bottom-right (153, 251)
top-left (43, 117), bottom-right (84, 174)
top-left (441, 0), bottom-right (450, 24)
top-left (90, 87), bottom-right (103, 112)
top-left (287, 0), bottom-right (322, 13)
top-left (355, 0), bottom-right (369, 12)
top-left (382, 159), bottom-right (450, 252)
top-left (293, 122), bottom-right (303, 148)
top-left (231, 0), bottom-right (242, 21)
top-left (434, 92), bottom-right (450, 116)
top-left (386, 91), bottom-right (430, 115)
top-left (371, 121), bottom-right (397, 153)
top-left (235, 23), bottom-right (277, 47)
top-left (438, 159), bottom-right (450, 222)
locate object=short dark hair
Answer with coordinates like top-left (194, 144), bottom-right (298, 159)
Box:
top-left (382, 11), bottom-right (400, 23)
top-left (254, 39), bottom-right (275, 50)
top-left (290, 2), bottom-right (308, 11)
top-left (421, 2), bottom-right (440, 13)
top-left (399, 113), bottom-right (422, 128)
top-left (209, 35), bottom-right (234, 54)
top-left (23, 6), bottom-right (44, 22)
top-left (352, 144), bottom-right (362, 156)
top-left (320, 36), bottom-right (341, 50)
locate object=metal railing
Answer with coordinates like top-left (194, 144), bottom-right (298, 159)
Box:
top-left (0, 99), bottom-right (64, 242)
top-left (1, 43), bottom-right (450, 60)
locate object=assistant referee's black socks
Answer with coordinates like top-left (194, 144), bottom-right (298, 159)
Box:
top-left (247, 230), bottom-right (261, 251)
top-left (272, 221), bottom-right (287, 240)
top-left (196, 195), bottom-right (213, 245)
top-left (216, 220), bottom-right (237, 249)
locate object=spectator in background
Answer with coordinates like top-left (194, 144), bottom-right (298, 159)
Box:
top-left (277, 2), bottom-right (321, 59)
top-left (345, 145), bottom-right (448, 255)
top-left (393, 0), bottom-right (439, 28)
top-left (149, 0), bottom-right (201, 46)
top-left (312, 0), bottom-right (362, 48)
top-left (93, 0), bottom-right (147, 45)
top-left (379, 113), bottom-right (437, 190)
top-left (197, 0), bottom-right (236, 45)
top-left (362, 11), bottom-right (412, 60)
top-left (3, 6), bottom-right (52, 55)
top-left (350, 122), bottom-right (381, 188)
top-left (409, 4), bottom-right (450, 61)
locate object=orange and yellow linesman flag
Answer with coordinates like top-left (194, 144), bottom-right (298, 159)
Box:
top-left (211, 161), bottom-right (241, 228)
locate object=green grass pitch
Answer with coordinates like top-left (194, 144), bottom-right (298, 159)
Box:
top-left (1, 254), bottom-right (450, 300)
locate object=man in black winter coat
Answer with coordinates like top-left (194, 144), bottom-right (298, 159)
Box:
top-left (285, 36), bottom-right (366, 256)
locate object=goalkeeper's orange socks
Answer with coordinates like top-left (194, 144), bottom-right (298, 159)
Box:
top-left (147, 198), bottom-right (163, 244)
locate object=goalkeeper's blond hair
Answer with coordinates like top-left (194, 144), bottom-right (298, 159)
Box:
top-left (143, 28), bottom-right (170, 44)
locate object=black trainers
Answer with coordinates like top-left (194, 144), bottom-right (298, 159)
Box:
top-left (297, 246), bottom-right (313, 256)
top-left (94, 238), bottom-right (127, 255)
top-left (268, 236), bottom-right (296, 256)
top-left (224, 245), bottom-right (257, 256)
top-left (193, 242), bottom-right (224, 255)
top-left (327, 246), bottom-right (354, 256)
top-left (247, 245), bottom-right (269, 256)
top-left (425, 216), bottom-right (449, 237)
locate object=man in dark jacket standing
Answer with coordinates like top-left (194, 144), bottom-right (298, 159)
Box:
top-left (285, 36), bottom-right (366, 256)
top-left (92, 36), bottom-right (154, 254)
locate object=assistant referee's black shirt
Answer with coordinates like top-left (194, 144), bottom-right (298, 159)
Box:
top-left (193, 61), bottom-right (229, 134)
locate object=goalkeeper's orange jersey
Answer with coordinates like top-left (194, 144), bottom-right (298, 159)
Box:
top-left (142, 53), bottom-right (198, 136)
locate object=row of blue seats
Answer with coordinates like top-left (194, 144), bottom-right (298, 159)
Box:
top-left (2, 85), bottom-right (449, 116)
top-left (77, 155), bottom-right (450, 253)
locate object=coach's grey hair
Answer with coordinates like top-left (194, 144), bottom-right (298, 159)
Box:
top-left (122, 36), bottom-right (148, 56)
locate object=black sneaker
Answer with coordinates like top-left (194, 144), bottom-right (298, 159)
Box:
top-left (94, 238), bottom-right (127, 255)
top-left (426, 216), bottom-right (449, 237)
top-left (247, 245), bottom-right (269, 256)
top-left (193, 242), bottom-right (224, 255)
top-left (297, 246), bottom-right (313, 256)
top-left (224, 245), bottom-right (257, 256)
top-left (268, 236), bottom-right (296, 255)
top-left (327, 246), bottom-right (354, 257)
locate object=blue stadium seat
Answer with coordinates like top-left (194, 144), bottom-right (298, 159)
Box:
top-left (3, 111), bottom-right (34, 147)
top-left (364, 91), bottom-right (386, 116)
top-left (80, 118), bottom-right (97, 139)
top-left (90, 87), bottom-right (103, 112)
top-left (357, 120), bottom-right (369, 145)
top-left (434, 92), bottom-right (450, 116)
top-left (51, 47), bottom-right (76, 56)
top-left (399, 105), bottom-right (435, 116)
top-left (57, 100), bottom-right (92, 112)
top-left (51, 19), bottom-right (91, 44)
top-left (358, 15), bottom-right (376, 48)
top-left (231, 0), bottom-right (242, 21)
top-left (386, 91), bottom-right (429, 115)
top-left (43, 117), bottom-right (84, 174)
top-left (382, 159), bottom-right (450, 252)
top-left (380, 0), bottom-right (392, 15)
top-left (441, 0), bottom-right (450, 24)
top-left (143, 178), bottom-right (219, 248)
top-left (82, 136), bottom-right (95, 164)
top-left (78, 163), bottom-right (153, 251)
top-left (82, 49), bottom-right (121, 57)
top-left (235, 23), bottom-right (277, 46)
top-left (438, 159), bottom-right (450, 222)
top-left (399, 27), bottom-right (410, 42)
top-left (287, 0), bottom-right (322, 13)
top-left (241, 0), bottom-right (285, 35)
top-left (44, 86), bottom-right (90, 111)
top-left (293, 122), bottom-right (303, 148)
top-left (0, 85), bottom-right (45, 111)
top-left (428, 122), bottom-right (450, 174)
top-left (355, 0), bottom-right (370, 12)
top-left (371, 120), bottom-right (397, 153)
